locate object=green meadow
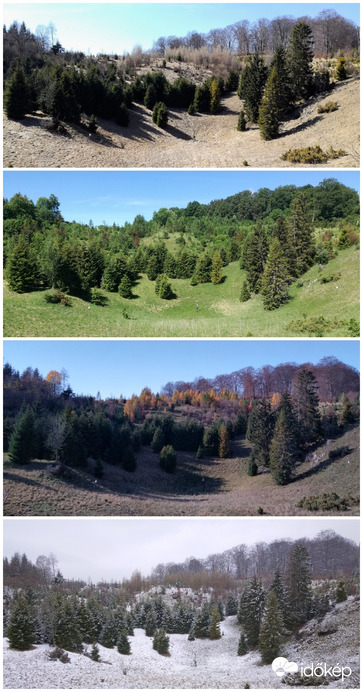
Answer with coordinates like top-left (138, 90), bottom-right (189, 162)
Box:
top-left (4, 246), bottom-right (359, 338)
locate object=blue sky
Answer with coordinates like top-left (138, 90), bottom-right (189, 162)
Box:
top-left (4, 3), bottom-right (360, 54)
top-left (3, 170), bottom-right (359, 227)
top-left (3, 340), bottom-right (359, 399)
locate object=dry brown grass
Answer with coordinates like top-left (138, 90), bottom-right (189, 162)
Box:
top-left (3, 425), bottom-right (359, 517)
top-left (3, 76), bottom-right (359, 168)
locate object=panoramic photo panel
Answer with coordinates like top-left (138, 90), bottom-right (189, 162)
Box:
top-left (3, 516), bottom-right (360, 688)
top-left (3, 339), bottom-right (359, 517)
top-left (3, 169), bottom-right (360, 338)
top-left (3, 3), bottom-right (360, 168)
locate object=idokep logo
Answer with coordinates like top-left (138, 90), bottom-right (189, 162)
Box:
top-left (271, 658), bottom-right (353, 682)
top-left (271, 657), bottom-right (298, 677)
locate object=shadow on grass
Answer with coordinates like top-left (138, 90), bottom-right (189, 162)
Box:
top-left (3, 470), bottom-right (57, 492)
top-left (293, 447), bottom-right (354, 483)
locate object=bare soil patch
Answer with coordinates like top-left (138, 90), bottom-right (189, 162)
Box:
top-left (3, 425), bottom-right (359, 517)
top-left (3, 79), bottom-right (359, 168)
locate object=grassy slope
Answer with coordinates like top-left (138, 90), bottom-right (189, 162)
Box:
top-left (3, 425), bottom-right (359, 517)
top-left (3, 246), bottom-right (359, 337)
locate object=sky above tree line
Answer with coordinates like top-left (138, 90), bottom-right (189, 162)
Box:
top-left (3, 517), bottom-right (360, 581)
top-left (3, 340), bottom-right (359, 400)
top-left (4, 3), bottom-right (360, 55)
top-left (3, 170), bottom-right (359, 227)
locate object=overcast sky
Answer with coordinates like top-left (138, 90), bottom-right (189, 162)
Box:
top-left (3, 339), bottom-right (360, 399)
top-left (4, 518), bottom-right (359, 582)
top-left (3, 170), bottom-right (360, 227)
top-left (3, 3), bottom-right (360, 55)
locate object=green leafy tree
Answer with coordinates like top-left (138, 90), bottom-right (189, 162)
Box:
top-left (258, 591), bottom-right (284, 664)
top-left (271, 214), bottom-right (295, 274)
top-left (288, 22), bottom-right (314, 101)
top-left (260, 238), bottom-right (290, 310)
top-left (258, 67), bottom-right (281, 140)
top-left (238, 54), bottom-right (268, 123)
top-left (7, 594), bottom-right (35, 650)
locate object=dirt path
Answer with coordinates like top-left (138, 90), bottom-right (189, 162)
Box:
top-left (3, 80), bottom-right (359, 168)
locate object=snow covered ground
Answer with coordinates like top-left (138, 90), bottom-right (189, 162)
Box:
top-left (3, 607), bottom-right (360, 689)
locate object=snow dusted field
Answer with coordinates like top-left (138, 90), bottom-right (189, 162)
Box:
top-left (3, 609), bottom-right (360, 689)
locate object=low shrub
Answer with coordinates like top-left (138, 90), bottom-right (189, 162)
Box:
top-left (317, 100), bottom-right (338, 113)
top-left (297, 492), bottom-right (359, 512)
top-left (48, 647), bottom-right (70, 663)
top-left (281, 145), bottom-right (346, 164)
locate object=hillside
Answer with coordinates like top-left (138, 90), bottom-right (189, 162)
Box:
top-left (4, 245), bottom-right (359, 337)
top-left (4, 424), bottom-right (359, 517)
top-left (3, 78), bottom-right (359, 168)
top-left (3, 597), bottom-right (359, 688)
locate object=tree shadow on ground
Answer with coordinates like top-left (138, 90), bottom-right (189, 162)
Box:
top-left (279, 115), bottom-right (323, 138)
top-left (293, 447), bottom-right (354, 482)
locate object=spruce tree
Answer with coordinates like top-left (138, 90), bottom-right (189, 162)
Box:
top-left (159, 445), bottom-right (177, 473)
top-left (211, 250), bottom-right (223, 284)
top-left (237, 110), bottom-right (247, 131)
top-left (285, 543), bottom-right (312, 629)
top-left (218, 423), bottom-right (230, 458)
top-left (270, 46), bottom-right (293, 116)
top-left (209, 606), bottom-right (222, 640)
top-left (269, 408), bottom-right (299, 485)
top-left (55, 599), bottom-right (83, 652)
top-left (117, 629), bottom-right (131, 655)
top-left (260, 238), bottom-right (290, 310)
top-left (7, 594), bottom-right (35, 650)
top-left (288, 22), bottom-right (314, 101)
top-left (153, 628), bottom-right (170, 654)
top-left (226, 595), bottom-right (238, 616)
top-left (288, 193), bottom-right (315, 277)
top-left (91, 643), bottom-right (100, 661)
top-left (272, 214), bottom-right (295, 275)
top-left (258, 67), bottom-right (281, 140)
top-left (335, 579), bottom-right (348, 603)
top-left (151, 427), bottom-right (165, 453)
top-left (8, 406), bottom-right (36, 464)
top-left (269, 569), bottom-right (288, 624)
top-left (240, 280), bottom-right (251, 302)
top-left (247, 400), bottom-right (274, 466)
top-left (258, 591), bottom-right (284, 664)
top-left (238, 54), bottom-right (268, 123)
top-left (118, 275), bottom-right (133, 298)
top-left (335, 57), bottom-right (347, 81)
top-left (242, 223), bottom-right (269, 293)
top-left (209, 78), bottom-right (221, 114)
top-left (294, 369), bottom-right (323, 445)
top-left (4, 65), bottom-right (29, 119)
top-left (193, 605), bottom-right (211, 638)
top-left (239, 577), bottom-right (266, 647)
top-left (7, 237), bottom-right (39, 293)
top-left (145, 610), bottom-right (157, 637)
top-left (237, 631), bottom-right (248, 656)
top-left (144, 84), bottom-right (157, 109)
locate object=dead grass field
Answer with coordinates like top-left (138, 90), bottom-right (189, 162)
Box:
top-left (3, 425), bottom-right (359, 517)
top-left (3, 77), bottom-right (359, 168)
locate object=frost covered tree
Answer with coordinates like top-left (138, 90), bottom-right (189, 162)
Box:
top-left (209, 606), bottom-right (222, 640)
top-left (153, 628), bottom-right (170, 654)
top-left (258, 590), bottom-right (284, 664)
top-left (238, 577), bottom-right (266, 647)
top-left (285, 543), bottom-right (312, 629)
top-left (117, 629), bottom-right (131, 654)
top-left (7, 593), bottom-right (35, 650)
top-left (237, 631), bottom-right (248, 655)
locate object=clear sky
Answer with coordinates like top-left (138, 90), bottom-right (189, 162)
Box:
top-left (3, 339), bottom-right (359, 399)
top-left (3, 517), bottom-right (360, 581)
top-left (3, 170), bottom-right (360, 227)
top-left (3, 3), bottom-right (360, 55)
